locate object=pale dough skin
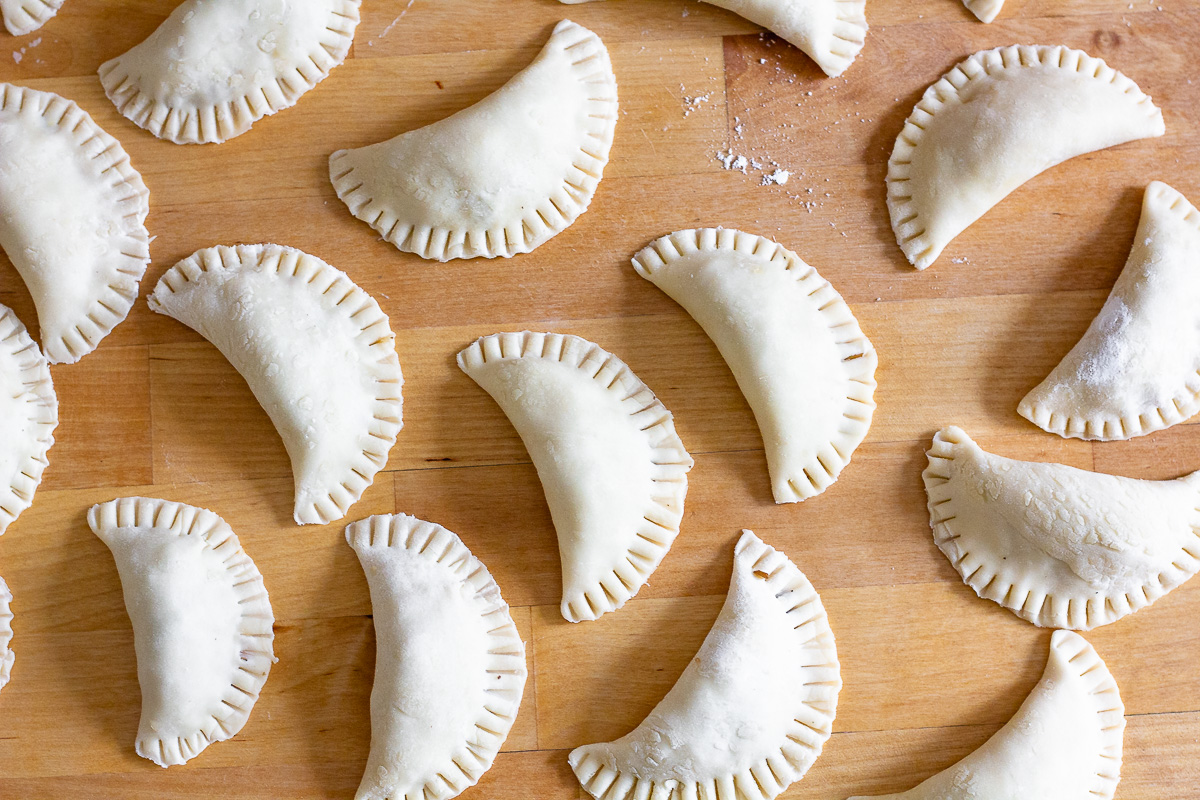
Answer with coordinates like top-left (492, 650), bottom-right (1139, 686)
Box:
top-left (558, 0), bottom-right (867, 77)
top-left (1021, 182), bottom-right (1200, 440)
top-left (458, 331), bottom-right (692, 623)
top-left (570, 531), bottom-right (841, 800)
top-left (0, 304), bottom-right (56, 537)
top-left (924, 426), bottom-right (1200, 630)
top-left (150, 244), bottom-right (404, 526)
top-left (346, 514), bottom-right (527, 800)
top-left (634, 228), bottom-right (876, 504)
top-left (89, 498), bottom-right (275, 768)
top-left (888, 45), bottom-right (1165, 270)
top-left (330, 19), bottom-right (618, 261)
top-left (849, 631), bottom-right (1124, 800)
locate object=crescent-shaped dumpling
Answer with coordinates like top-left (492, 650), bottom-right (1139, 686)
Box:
top-left (1020, 182), bottom-right (1200, 440)
top-left (0, 576), bottom-right (13, 693)
top-left (849, 630), bottom-right (1123, 800)
top-left (458, 331), bottom-right (692, 622)
top-left (634, 228), bottom-right (876, 503)
top-left (1, 0), bottom-right (64, 35)
top-left (89, 497), bottom-right (276, 767)
top-left (888, 45), bottom-right (1165, 270)
top-left (924, 426), bottom-right (1200, 630)
top-left (0, 303), bottom-right (57, 536)
top-left (570, 530), bottom-right (841, 800)
top-left (346, 514), bottom-right (527, 800)
top-left (149, 244), bottom-right (404, 526)
top-left (558, 0), bottom-right (866, 78)
top-left (962, 0), bottom-right (1003, 22)
top-left (0, 83), bottom-right (150, 364)
top-left (329, 19), bottom-right (618, 262)
top-left (99, 0), bottom-right (360, 144)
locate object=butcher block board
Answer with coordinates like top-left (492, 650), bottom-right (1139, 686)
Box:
top-left (2, 0), bottom-right (1200, 797)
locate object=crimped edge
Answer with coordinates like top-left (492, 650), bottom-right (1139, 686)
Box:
top-left (345, 513), bottom-right (527, 799)
top-left (569, 530), bottom-right (841, 800)
top-left (148, 244), bottom-right (404, 526)
top-left (633, 227), bottom-right (877, 504)
top-left (0, 303), bottom-right (57, 536)
top-left (0, 575), bottom-right (13, 692)
top-left (0, 83), bottom-right (150, 363)
top-left (1048, 630), bottom-right (1125, 799)
top-left (98, 0), bottom-right (361, 144)
top-left (1019, 181), bottom-right (1200, 441)
top-left (963, 0), bottom-right (1004, 23)
top-left (329, 18), bottom-right (618, 261)
top-left (923, 426), bottom-right (1200, 630)
top-left (2, 0), bottom-right (65, 36)
top-left (88, 497), bottom-right (275, 768)
top-left (457, 331), bottom-right (693, 622)
top-left (887, 44), bottom-right (1165, 270)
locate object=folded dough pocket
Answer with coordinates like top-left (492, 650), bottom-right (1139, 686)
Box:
top-left (888, 44), bottom-right (1164, 270)
top-left (0, 83), bottom-right (150, 364)
top-left (346, 514), bottom-right (527, 800)
top-left (924, 426), bottom-right (1200, 630)
top-left (458, 331), bottom-right (692, 622)
top-left (570, 531), bottom-right (841, 800)
top-left (329, 19), bottom-right (618, 262)
top-left (89, 497), bottom-right (276, 768)
top-left (0, 304), bottom-right (57, 537)
top-left (634, 228), bottom-right (877, 504)
top-left (99, 0), bottom-right (361, 144)
top-left (1020, 181), bottom-right (1200, 441)
top-left (1, 0), bottom-right (64, 36)
top-left (149, 244), bottom-right (404, 526)
top-left (849, 630), bottom-right (1124, 800)
top-left (559, 0), bottom-right (868, 78)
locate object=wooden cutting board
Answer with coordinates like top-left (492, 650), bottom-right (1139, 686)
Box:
top-left (1, 0), bottom-right (1199, 797)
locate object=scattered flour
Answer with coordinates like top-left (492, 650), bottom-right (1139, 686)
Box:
top-left (367, 0), bottom-right (416, 47)
top-left (11, 37), bottom-right (41, 64)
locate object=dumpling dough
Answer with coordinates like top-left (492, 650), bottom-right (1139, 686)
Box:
top-left (329, 20), bottom-right (617, 261)
top-left (99, 0), bottom-right (361, 144)
top-left (0, 303), bottom-right (57, 536)
top-left (458, 331), bottom-right (692, 622)
top-left (849, 630), bottom-right (1124, 800)
top-left (1, 0), bottom-right (64, 35)
top-left (634, 228), bottom-right (876, 503)
top-left (149, 244), bottom-right (404, 526)
top-left (570, 531), bottom-right (841, 800)
top-left (888, 45), bottom-right (1165, 270)
top-left (924, 426), bottom-right (1200, 630)
top-left (558, 0), bottom-right (867, 77)
top-left (962, 0), bottom-right (1003, 22)
top-left (1020, 182), bottom-right (1200, 440)
top-left (0, 83), bottom-right (150, 364)
top-left (89, 497), bottom-right (276, 767)
top-left (346, 514), bottom-right (527, 800)
top-left (0, 576), bottom-right (12, 693)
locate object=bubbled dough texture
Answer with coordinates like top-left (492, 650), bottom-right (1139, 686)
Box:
top-left (466, 357), bottom-right (654, 603)
top-left (946, 440), bottom-right (1199, 595)
top-left (1024, 184), bottom-right (1200, 421)
top-left (337, 36), bottom-right (592, 231)
top-left (102, 526), bottom-right (241, 744)
top-left (354, 544), bottom-right (492, 799)
top-left (0, 327), bottom-right (39, 504)
top-left (0, 108), bottom-right (130, 349)
top-left (116, 0), bottom-right (337, 108)
top-left (580, 542), bottom-right (826, 780)
top-left (644, 249), bottom-right (846, 503)
top-left (913, 67), bottom-right (1162, 260)
top-left (853, 637), bottom-right (1104, 799)
top-left (150, 268), bottom-right (377, 515)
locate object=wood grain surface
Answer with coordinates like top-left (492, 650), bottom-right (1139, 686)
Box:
top-left (1, 0), bottom-right (1199, 797)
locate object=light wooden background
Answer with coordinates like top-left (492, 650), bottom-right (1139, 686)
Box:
top-left (1, 0), bottom-right (1198, 797)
